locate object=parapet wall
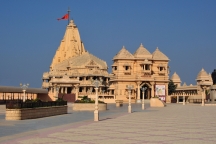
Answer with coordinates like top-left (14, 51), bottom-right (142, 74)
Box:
top-left (6, 106), bottom-right (67, 120)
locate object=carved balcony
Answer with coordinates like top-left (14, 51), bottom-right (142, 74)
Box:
top-left (158, 71), bottom-right (166, 75)
top-left (124, 70), bottom-right (131, 75)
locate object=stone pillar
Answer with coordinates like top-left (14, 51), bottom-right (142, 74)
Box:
top-left (71, 86), bottom-right (73, 94)
top-left (165, 83), bottom-right (168, 102)
top-left (65, 87), bottom-right (67, 94)
top-left (61, 87), bottom-right (64, 93)
top-left (137, 84), bottom-right (140, 100)
top-left (202, 88), bottom-right (205, 106)
top-left (177, 95), bottom-right (179, 103)
top-left (84, 87), bottom-right (86, 95)
top-left (75, 85), bottom-right (79, 100)
top-left (183, 92), bottom-right (185, 105)
top-left (151, 85), bottom-right (154, 98)
top-left (136, 82), bottom-right (141, 103)
top-left (210, 85), bottom-right (216, 103)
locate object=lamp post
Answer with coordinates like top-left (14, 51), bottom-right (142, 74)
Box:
top-left (201, 86), bottom-right (207, 106)
top-left (127, 85), bottom-right (133, 113)
top-left (141, 87), bottom-right (147, 110)
top-left (92, 78), bottom-right (102, 121)
top-left (20, 83), bottom-right (29, 102)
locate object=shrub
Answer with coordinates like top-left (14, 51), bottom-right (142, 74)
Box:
top-left (75, 96), bottom-right (104, 103)
top-left (32, 98), bottom-right (42, 102)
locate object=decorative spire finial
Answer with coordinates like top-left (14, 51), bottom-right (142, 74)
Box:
top-left (67, 7), bottom-right (71, 25)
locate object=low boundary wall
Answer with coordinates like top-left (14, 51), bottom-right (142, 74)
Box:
top-left (73, 103), bottom-right (107, 111)
top-left (6, 106), bottom-right (67, 120)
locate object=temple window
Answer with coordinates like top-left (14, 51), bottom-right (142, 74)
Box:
top-left (103, 77), bottom-right (106, 82)
top-left (58, 58), bottom-right (60, 62)
top-left (64, 53), bottom-right (66, 57)
top-left (114, 66), bottom-right (117, 70)
top-left (125, 66), bottom-right (129, 70)
top-left (79, 87), bottom-right (82, 92)
top-left (112, 90), bottom-right (114, 95)
top-left (145, 64), bottom-right (150, 70)
top-left (93, 76), bottom-right (97, 80)
top-left (159, 67), bottom-right (163, 71)
top-left (79, 77), bottom-right (83, 81)
top-left (86, 76), bottom-right (89, 80)
top-left (142, 64), bottom-right (150, 70)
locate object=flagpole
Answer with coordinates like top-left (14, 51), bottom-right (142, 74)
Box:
top-left (68, 7), bottom-right (70, 25)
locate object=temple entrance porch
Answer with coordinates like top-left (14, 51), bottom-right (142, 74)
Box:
top-left (139, 82), bottom-right (152, 99)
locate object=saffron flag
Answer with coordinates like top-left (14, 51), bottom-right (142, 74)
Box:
top-left (57, 14), bottom-right (69, 21)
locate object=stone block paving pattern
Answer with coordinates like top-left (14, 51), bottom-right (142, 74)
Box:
top-left (1, 103), bottom-right (216, 144)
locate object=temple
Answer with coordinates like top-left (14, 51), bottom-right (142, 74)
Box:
top-left (170, 68), bottom-right (213, 103)
top-left (42, 19), bottom-right (213, 104)
top-left (110, 45), bottom-right (169, 102)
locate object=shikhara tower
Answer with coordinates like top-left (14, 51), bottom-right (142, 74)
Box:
top-left (50, 20), bottom-right (86, 69)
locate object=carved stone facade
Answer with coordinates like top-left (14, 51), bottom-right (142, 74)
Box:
top-left (110, 44), bottom-right (170, 102)
top-left (42, 19), bottom-right (170, 102)
top-left (42, 20), bottom-right (112, 101)
top-left (169, 68), bottom-right (213, 103)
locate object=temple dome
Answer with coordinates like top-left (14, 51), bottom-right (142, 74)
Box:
top-left (170, 72), bottom-right (181, 83)
top-left (113, 46), bottom-right (134, 60)
top-left (53, 51), bottom-right (108, 70)
top-left (133, 43), bottom-right (152, 59)
top-left (196, 68), bottom-right (209, 81)
top-left (152, 47), bottom-right (169, 60)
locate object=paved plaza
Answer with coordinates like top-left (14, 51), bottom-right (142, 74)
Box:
top-left (1, 102), bottom-right (216, 144)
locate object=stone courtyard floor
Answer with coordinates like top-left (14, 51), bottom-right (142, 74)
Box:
top-left (1, 102), bottom-right (216, 144)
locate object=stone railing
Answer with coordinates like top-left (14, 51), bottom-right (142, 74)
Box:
top-left (158, 71), bottom-right (166, 75)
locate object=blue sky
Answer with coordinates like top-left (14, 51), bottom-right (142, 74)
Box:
top-left (0, 0), bottom-right (216, 88)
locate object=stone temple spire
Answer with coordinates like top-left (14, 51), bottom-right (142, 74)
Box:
top-left (50, 20), bottom-right (86, 69)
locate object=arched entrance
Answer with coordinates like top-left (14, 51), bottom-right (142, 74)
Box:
top-left (140, 82), bottom-right (151, 99)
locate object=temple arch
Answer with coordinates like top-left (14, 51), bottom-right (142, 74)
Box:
top-left (140, 82), bottom-right (152, 99)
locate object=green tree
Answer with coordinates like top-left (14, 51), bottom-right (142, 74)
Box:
top-left (168, 80), bottom-right (177, 95)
